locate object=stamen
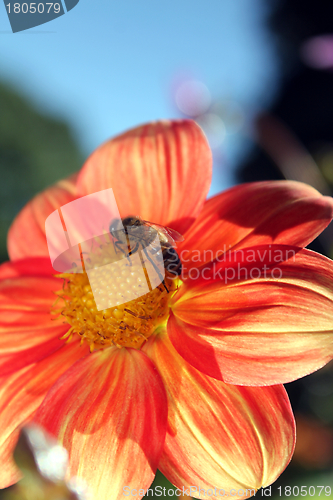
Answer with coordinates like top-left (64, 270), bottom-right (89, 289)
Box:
top-left (53, 239), bottom-right (177, 351)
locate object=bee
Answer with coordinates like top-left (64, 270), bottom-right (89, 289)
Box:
top-left (109, 216), bottom-right (183, 292)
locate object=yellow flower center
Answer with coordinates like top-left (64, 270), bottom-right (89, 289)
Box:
top-left (53, 241), bottom-right (177, 351)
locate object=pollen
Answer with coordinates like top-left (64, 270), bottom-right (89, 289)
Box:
top-left (53, 242), bottom-right (177, 351)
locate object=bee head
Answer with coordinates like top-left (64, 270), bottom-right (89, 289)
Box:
top-left (109, 216), bottom-right (143, 238)
top-left (109, 218), bottom-right (123, 237)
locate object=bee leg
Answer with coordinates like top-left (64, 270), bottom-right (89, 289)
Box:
top-left (114, 240), bottom-right (123, 254)
top-left (113, 240), bottom-right (132, 265)
top-left (161, 280), bottom-right (169, 293)
top-left (124, 234), bottom-right (134, 266)
top-left (112, 238), bottom-right (118, 255)
top-left (127, 242), bottom-right (139, 256)
top-left (141, 245), bottom-right (169, 293)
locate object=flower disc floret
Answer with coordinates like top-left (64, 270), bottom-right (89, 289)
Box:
top-left (54, 246), bottom-right (176, 351)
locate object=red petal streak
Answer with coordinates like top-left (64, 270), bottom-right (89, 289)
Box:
top-left (0, 341), bottom-right (88, 488)
top-left (171, 248), bottom-right (333, 385)
top-left (34, 348), bottom-right (168, 500)
top-left (144, 332), bottom-right (295, 498)
top-left (0, 273), bottom-right (68, 375)
top-left (179, 181), bottom-right (333, 269)
top-left (77, 120), bottom-right (212, 235)
top-left (0, 257), bottom-right (54, 280)
top-left (8, 175), bottom-right (78, 260)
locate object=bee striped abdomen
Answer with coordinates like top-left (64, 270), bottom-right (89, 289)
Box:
top-left (162, 245), bottom-right (182, 277)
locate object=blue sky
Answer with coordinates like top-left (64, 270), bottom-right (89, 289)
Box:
top-left (0, 0), bottom-right (279, 193)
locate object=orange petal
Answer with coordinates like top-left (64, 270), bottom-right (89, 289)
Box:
top-left (0, 270), bottom-right (68, 375)
top-left (34, 347), bottom-right (168, 500)
top-left (76, 120), bottom-right (212, 234)
top-left (170, 246), bottom-right (333, 385)
top-left (144, 331), bottom-right (295, 499)
top-left (0, 341), bottom-right (88, 488)
top-left (179, 181), bottom-right (333, 268)
top-left (8, 174), bottom-right (78, 260)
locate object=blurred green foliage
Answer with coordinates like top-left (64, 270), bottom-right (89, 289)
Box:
top-left (144, 471), bottom-right (178, 498)
top-left (271, 472), bottom-right (333, 500)
top-left (0, 81), bottom-right (84, 263)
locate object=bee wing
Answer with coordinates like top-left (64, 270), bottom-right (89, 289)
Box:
top-left (143, 220), bottom-right (184, 244)
top-left (126, 224), bottom-right (151, 240)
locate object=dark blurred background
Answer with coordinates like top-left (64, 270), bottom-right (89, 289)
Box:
top-left (239, 0), bottom-right (333, 495)
top-left (240, 1), bottom-right (333, 494)
top-left (2, 0), bottom-right (333, 497)
top-left (241, 0), bottom-right (333, 494)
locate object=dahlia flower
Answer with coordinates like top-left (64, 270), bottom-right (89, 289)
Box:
top-left (1, 120), bottom-right (333, 500)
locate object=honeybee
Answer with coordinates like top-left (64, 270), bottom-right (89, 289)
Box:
top-left (109, 216), bottom-right (183, 292)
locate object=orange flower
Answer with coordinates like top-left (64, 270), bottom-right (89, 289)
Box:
top-left (2, 120), bottom-right (333, 500)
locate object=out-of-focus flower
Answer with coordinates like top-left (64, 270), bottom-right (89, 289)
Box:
top-left (301, 35), bottom-right (333, 70)
top-left (3, 424), bottom-right (88, 500)
top-left (173, 77), bottom-right (244, 151)
top-left (292, 414), bottom-right (333, 469)
top-left (175, 80), bottom-right (212, 117)
top-left (1, 120), bottom-right (333, 500)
